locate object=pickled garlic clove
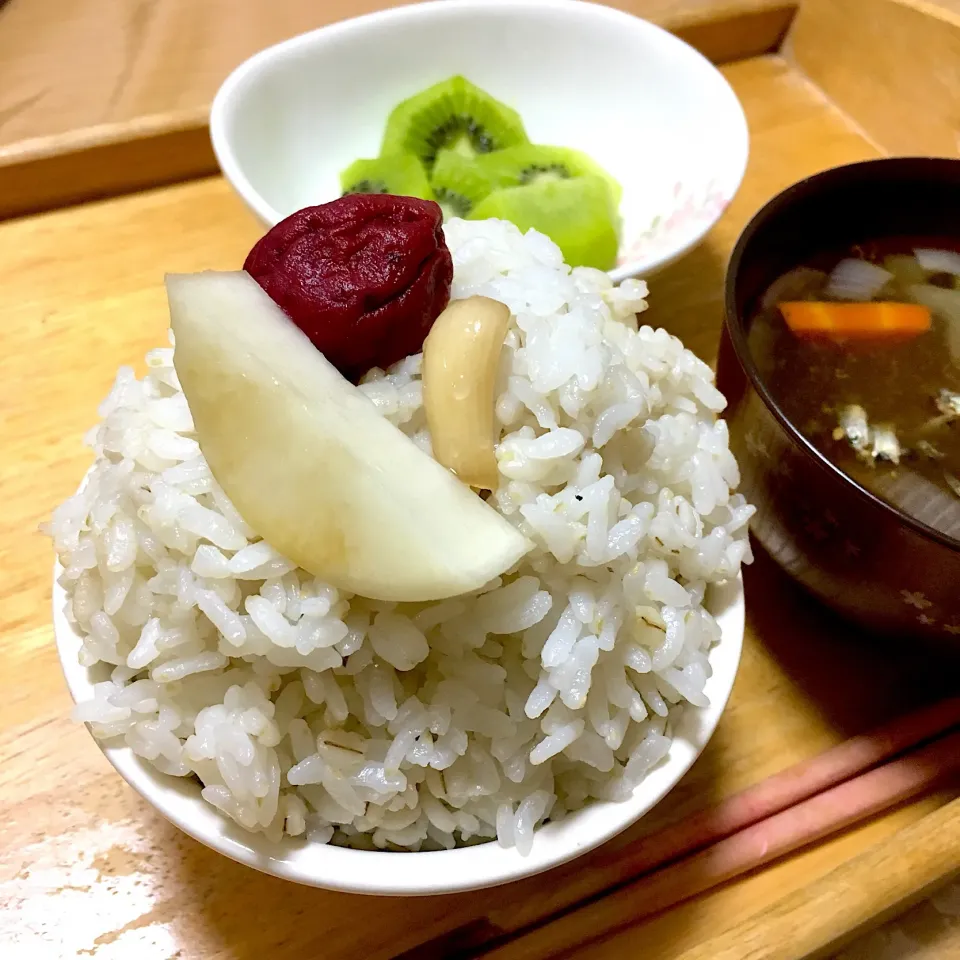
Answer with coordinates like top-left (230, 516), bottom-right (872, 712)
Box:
top-left (422, 296), bottom-right (512, 491)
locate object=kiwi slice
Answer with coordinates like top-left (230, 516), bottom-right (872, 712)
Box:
top-left (469, 176), bottom-right (620, 271)
top-left (429, 149), bottom-right (496, 219)
top-left (340, 153), bottom-right (432, 200)
top-left (381, 76), bottom-right (529, 171)
top-left (476, 144), bottom-right (622, 207)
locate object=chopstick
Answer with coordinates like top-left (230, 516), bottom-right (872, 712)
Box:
top-left (671, 794), bottom-right (960, 960)
top-left (490, 696), bottom-right (960, 934)
top-left (474, 702), bottom-right (960, 960)
top-left (481, 730), bottom-right (960, 960)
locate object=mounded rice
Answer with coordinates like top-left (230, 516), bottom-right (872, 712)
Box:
top-left (49, 218), bottom-right (754, 853)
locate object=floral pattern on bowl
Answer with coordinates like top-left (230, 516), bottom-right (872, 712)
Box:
top-left (615, 179), bottom-right (732, 272)
top-left (899, 590), bottom-right (960, 637)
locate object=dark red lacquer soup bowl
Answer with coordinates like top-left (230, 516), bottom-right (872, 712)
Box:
top-left (717, 158), bottom-right (960, 645)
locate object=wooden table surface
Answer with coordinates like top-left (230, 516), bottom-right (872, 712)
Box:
top-left (0, 0), bottom-right (791, 151)
top-left (0, 0), bottom-right (955, 157)
top-left (1, 52), bottom-right (958, 960)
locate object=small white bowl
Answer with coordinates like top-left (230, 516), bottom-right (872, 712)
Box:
top-left (210, 0), bottom-right (749, 280)
top-left (54, 567), bottom-right (743, 895)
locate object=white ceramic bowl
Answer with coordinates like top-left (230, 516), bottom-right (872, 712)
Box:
top-left (210, 0), bottom-right (749, 281)
top-left (54, 567), bottom-right (743, 895)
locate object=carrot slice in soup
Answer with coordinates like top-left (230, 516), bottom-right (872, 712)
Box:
top-left (778, 302), bottom-right (932, 341)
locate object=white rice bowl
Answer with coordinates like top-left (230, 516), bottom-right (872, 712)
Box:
top-left (50, 218), bottom-right (752, 893)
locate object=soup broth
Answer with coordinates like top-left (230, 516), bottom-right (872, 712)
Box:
top-left (748, 237), bottom-right (960, 539)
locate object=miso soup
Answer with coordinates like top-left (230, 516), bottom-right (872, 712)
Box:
top-left (748, 239), bottom-right (960, 539)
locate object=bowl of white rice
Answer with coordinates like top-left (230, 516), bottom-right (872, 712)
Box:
top-left (50, 217), bottom-right (752, 895)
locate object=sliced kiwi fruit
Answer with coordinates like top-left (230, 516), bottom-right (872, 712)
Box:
top-left (476, 144), bottom-right (622, 207)
top-left (429, 149), bottom-right (496, 220)
top-left (468, 176), bottom-right (620, 271)
top-left (381, 76), bottom-right (528, 171)
top-left (339, 153), bottom-right (432, 200)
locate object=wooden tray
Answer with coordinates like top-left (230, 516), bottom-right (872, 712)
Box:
top-left (1, 2), bottom-right (959, 958)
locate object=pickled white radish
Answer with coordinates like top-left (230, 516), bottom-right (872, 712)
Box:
top-left (167, 271), bottom-right (531, 602)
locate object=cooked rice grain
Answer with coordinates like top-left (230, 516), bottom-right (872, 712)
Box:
top-left (50, 218), bottom-right (753, 853)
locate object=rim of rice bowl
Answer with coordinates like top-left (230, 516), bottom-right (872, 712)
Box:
top-left (54, 570), bottom-right (742, 894)
top-left (49, 217), bottom-right (753, 895)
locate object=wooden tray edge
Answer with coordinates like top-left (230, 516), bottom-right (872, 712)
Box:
top-left (0, 1), bottom-right (796, 222)
top-left (784, 0), bottom-right (960, 159)
top-left (0, 108), bottom-right (214, 222)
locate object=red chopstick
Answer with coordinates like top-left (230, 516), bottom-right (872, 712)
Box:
top-left (609, 695), bottom-right (960, 877)
top-left (599, 728), bottom-right (960, 925)
top-left (483, 727), bottom-right (960, 960)
top-left (492, 696), bottom-right (960, 934)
